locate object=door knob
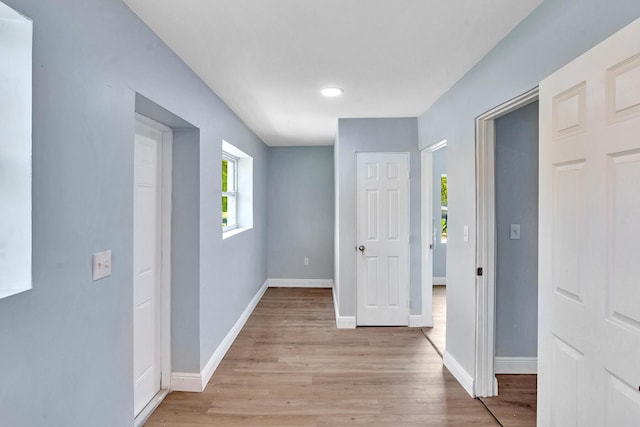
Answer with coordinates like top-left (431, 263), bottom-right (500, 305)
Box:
top-left (358, 245), bottom-right (365, 253)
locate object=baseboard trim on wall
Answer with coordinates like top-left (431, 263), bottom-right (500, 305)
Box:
top-left (169, 372), bottom-right (202, 393)
top-left (171, 280), bottom-right (269, 393)
top-left (443, 350), bottom-right (475, 397)
top-left (332, 285), bottom-right (356, 329)
top-left (267, 278), bottom-right (333, 288)
top-left (432, 277), bottom-right (446, 285)
top-left (494, 357), bottom-right (537, 374)
top-left (409, 314), bottom-right (428, 327)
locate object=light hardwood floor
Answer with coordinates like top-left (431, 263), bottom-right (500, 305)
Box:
top-left (421, 285), bottom-right (537, 427)
top-left (146, 288), bottom-right (498, 426)
top-left (479, 375), bottom-right (537, 427)
top-left (422, 285), bottom-right (446, 356)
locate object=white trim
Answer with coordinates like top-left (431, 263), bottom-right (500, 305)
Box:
top-left (160, 124), bottom-right (173, 392)
top-left (332, 285), bottom-right (356, 329)
top-left (409, 315), bottom-right (428, 327)
top-left (171, 280), bottom-right (269, 392)
top-left (432, 277), bottom-right (446, 285)
top-left (133, 114), bottom-right (173, 414)
top-left (419, 141), bottom-right (447, 329)
top-left (336, 316), bottom-right (356, 329)
top-left (268, 278), bottom-right (333, 288)
top-left (475, 87), bottom-right (538, 398)
top-left (169, 373), bottom-right (202, 393)
top-left (494, 357), bottom-right (538, 374)
top-left (222, 226), bottom-right (252, 240)
top-left (444, 350), bottom-right (475, 398)
top-left (133, 389), bottom-right (170, 427)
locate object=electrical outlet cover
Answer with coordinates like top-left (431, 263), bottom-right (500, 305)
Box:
top-left (93, 250), bottom-right (112, 281)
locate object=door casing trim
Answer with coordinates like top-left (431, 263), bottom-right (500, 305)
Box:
top-left (133, 113), bottom-right (173, 420)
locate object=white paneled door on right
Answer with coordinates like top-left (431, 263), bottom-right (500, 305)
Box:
top-left (356, 152), bottom-right (410, 326)
top-left (539, 18), bottom-right (640, 426)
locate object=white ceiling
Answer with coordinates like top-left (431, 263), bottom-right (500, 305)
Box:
top-left (123, 0), bottom-right (543, 146)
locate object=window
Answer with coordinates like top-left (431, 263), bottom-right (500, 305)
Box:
top-left (222, 140), bottom-right (253, 238)
top-left (222, 153), bottom-right (238, 230)
top-left (441, 174), bottom-right (448, 243)
top-left (0, 2), bottom-right (32, 299)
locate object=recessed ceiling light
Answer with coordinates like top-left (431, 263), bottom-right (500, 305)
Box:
top-left (321, 87), bottom-right (343, 97)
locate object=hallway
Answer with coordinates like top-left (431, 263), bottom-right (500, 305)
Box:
top-left (145, 287), bottom-right (498, 426)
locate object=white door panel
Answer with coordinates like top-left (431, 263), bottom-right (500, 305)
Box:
top-left (356, 153), bottom-right (410, 326)
top-left (539, 17), bottom-right (640, 426)
top-left (133, 118), bottom-right (163, 417)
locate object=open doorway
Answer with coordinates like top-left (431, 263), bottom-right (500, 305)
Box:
top-left (420, 140), bottom-right (447, 355)
top-left (475, 88), bottom-right (538, 425)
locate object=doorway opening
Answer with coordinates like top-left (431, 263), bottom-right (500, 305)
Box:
top-left (475, 87), bottom-right (539, 423)
top-left (477, 96), bottom-right (539, 425)
top-left (420, 140), bottom-right (447, 355)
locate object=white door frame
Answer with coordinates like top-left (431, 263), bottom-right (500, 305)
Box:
top-left (474, 88), bottom-right (538, 397)
top-left (419, 139), bottom-right (447, 328)
top-left (133, 113), bottom-right (173, 425)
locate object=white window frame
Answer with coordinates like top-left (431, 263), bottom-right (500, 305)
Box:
top-left (222, 140), bottom-right (253, 239)
top-left (440, 174), bottom-right (448, 244)
top-left (0, 3), bottom-right (33, 299)
top-left (222, 152), bottom-right (238, 232)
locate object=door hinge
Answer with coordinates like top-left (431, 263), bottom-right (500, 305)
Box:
top-left (477, 267), bottom-right (483, 276)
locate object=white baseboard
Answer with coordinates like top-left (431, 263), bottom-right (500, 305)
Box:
top-left (336, 316), bottom-right (356, 328)
top-left (169, 372), bottom-right (202, 393)
top-left (409, 314), bottom-right (428, 327)
top-left (171, 280), bottom-right (269, 392)
top-left (495, 357), bottom-right (537, 374)
top-left (267, 278), bottom-right (333, 288)
top-left (443, 350), bottom-right (475, 397)
top-left (432, 277), bottom-right (446, 285)
top-left (332, 285), bottom-right (356, 329)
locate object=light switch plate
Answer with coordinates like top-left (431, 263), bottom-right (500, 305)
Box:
top-left (510, 224), bottom-right (521, 240)
top-left (93, 250), bottom-right (112, 281)
top-left (463, 225), bottom-right (469, 243)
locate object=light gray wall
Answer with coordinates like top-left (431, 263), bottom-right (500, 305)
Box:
top-left (495, 101), bottom-right (538, 358)
top-left (267, 146), bottom-right (334, 280)
top-left (432, 147), bottom-right (447, 279)
top-left (170, 128), bottom-right (201, 372)
top-left (0, 0), bottom-right (268, 425)
top-left (417, 0), bottom-right (640, 377)
top-left (335, 118), bottom-right (421, 316)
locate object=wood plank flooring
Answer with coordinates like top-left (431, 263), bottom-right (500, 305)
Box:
top-left (479, 375), bottom-right (537, 427)
top-left (420, 285), bottom-right (537, 426)
top-left (145, 288), bottom-right (498, 426)
top-left (422, 285), bottom-right (446, 356)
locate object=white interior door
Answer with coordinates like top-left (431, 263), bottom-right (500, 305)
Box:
top-left (133, 118), bottom-right (163, 417)
top-left (539, 18), bottom-right (640, 426)
top-left (356, 152), bottom-right (410, 326)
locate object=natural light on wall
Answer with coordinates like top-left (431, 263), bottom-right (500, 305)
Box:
top-left (0, 1), bottom-right (33, 298)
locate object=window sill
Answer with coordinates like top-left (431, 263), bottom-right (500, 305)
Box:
top-left (222, 226), bottom-right (252, 240)
top-left (0, 286), bottom-right (30, 300)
